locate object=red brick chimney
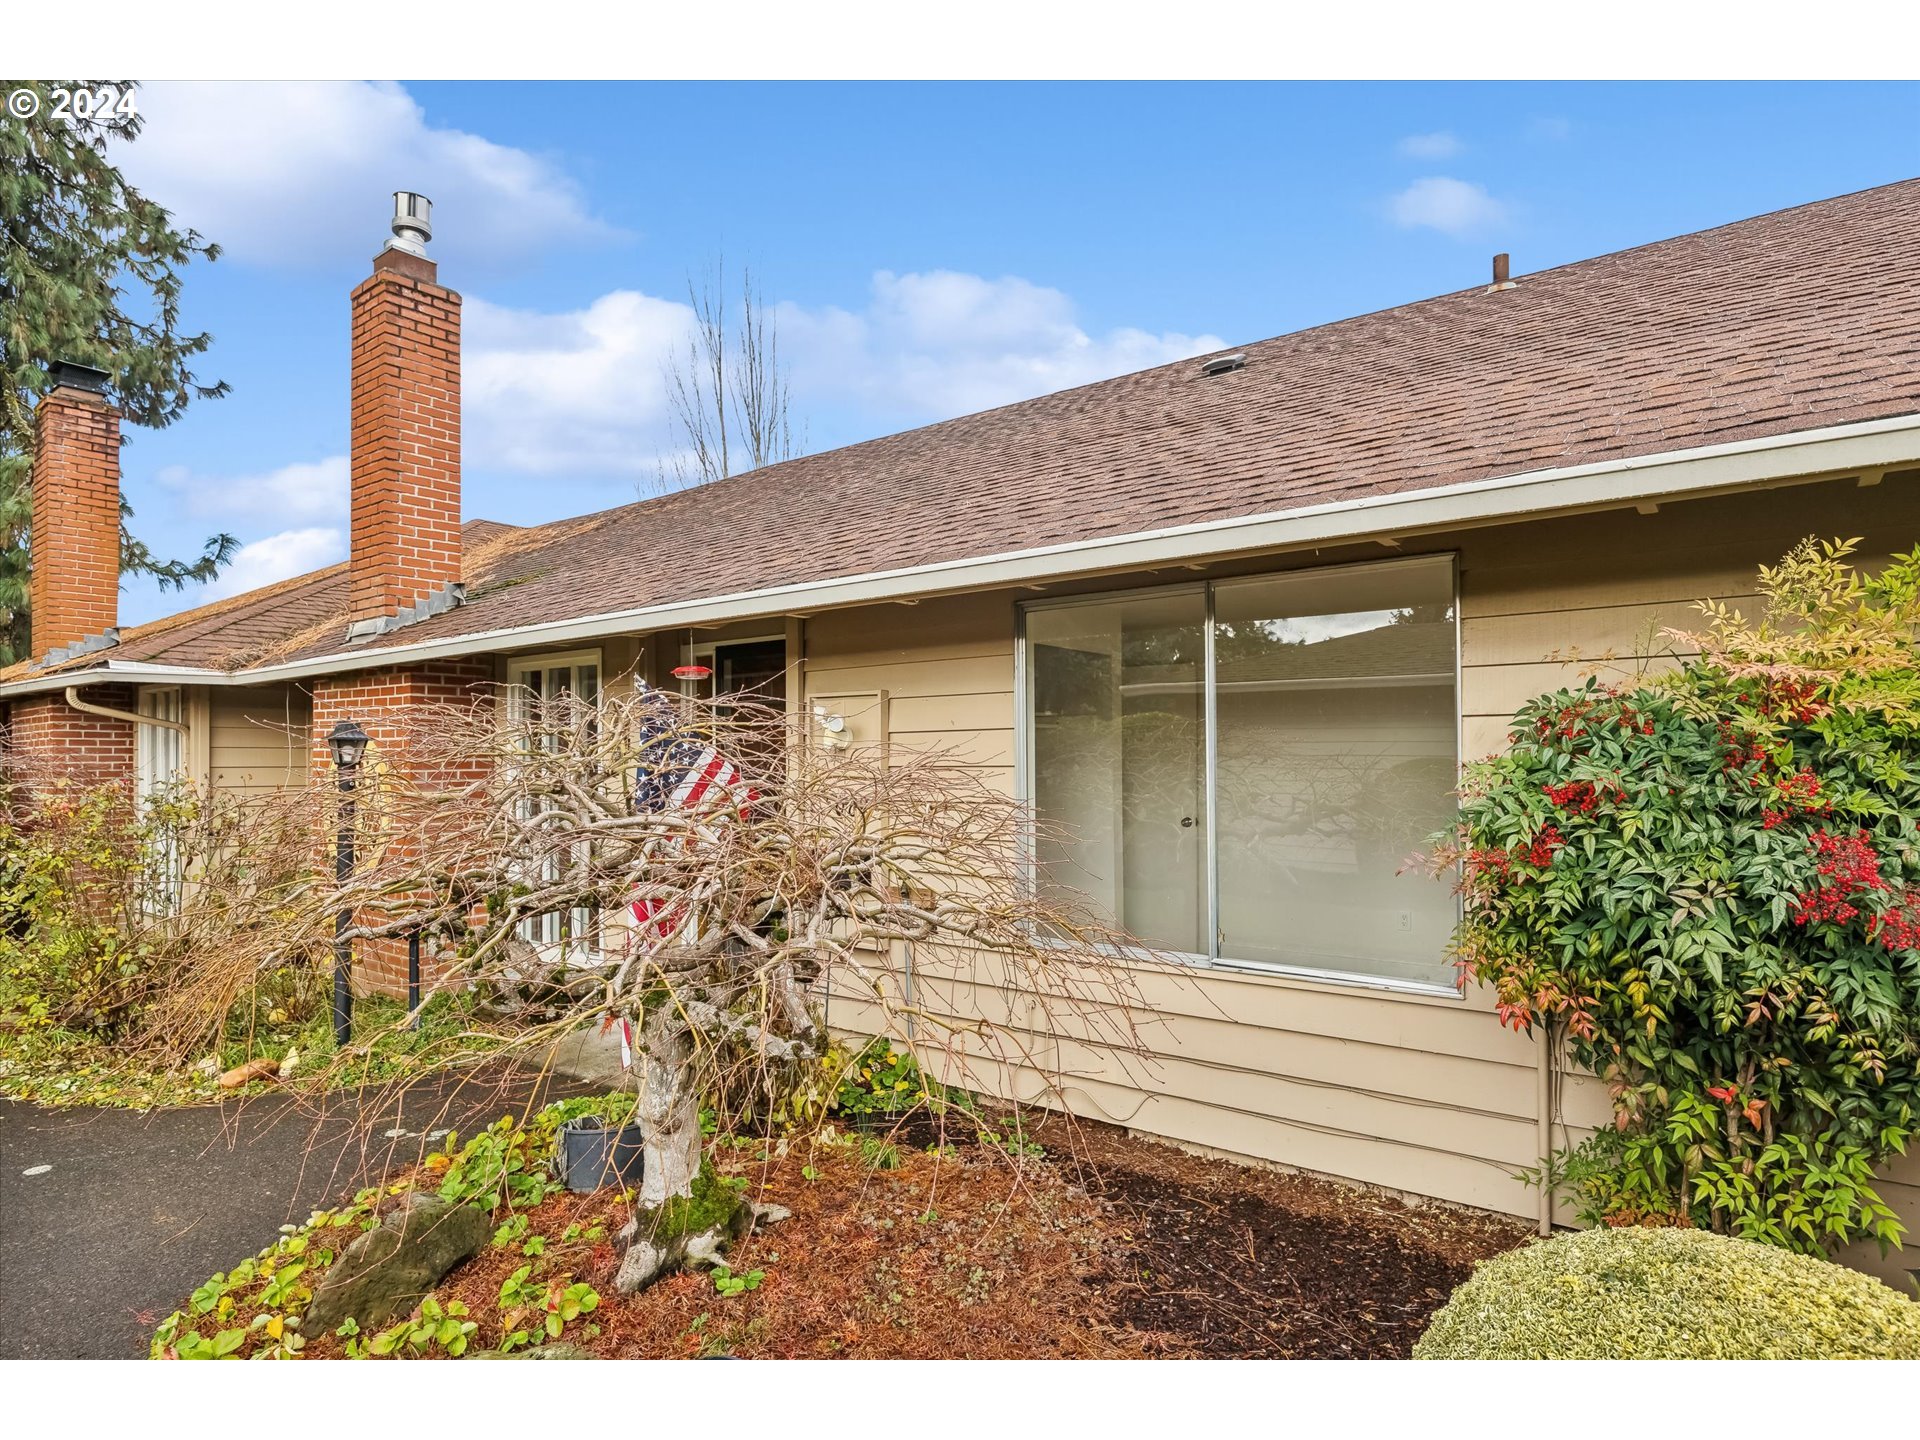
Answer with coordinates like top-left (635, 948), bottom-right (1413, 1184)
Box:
top-left (30, 362), bottom-right (122, 664)
top-left (346, 191), bottom-right (463, 640)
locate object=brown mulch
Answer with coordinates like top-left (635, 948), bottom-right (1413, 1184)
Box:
top-left (1038, 1116), bottom-right (1533, 1358)
top-left (296, 1112), bottom-right (1531, 1360)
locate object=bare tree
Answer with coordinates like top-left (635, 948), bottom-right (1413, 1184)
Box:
top-left (131, 688), bottom-right (1151, 1291)
top-left (655, 260), bottom-right (798, 494)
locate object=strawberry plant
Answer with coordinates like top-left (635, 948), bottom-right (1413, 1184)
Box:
top-left (1433, 538), bottom-right (1920, 1254)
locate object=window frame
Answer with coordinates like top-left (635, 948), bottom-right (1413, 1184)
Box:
top-left (1016, 552), bottom-right (1464, 999)
top-left (135, 686), bottom-right (187, 913)
top-left (503, 649), bottom-right (605, 964)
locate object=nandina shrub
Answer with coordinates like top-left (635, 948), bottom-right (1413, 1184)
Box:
top-left (1432, 539), bottom-right (1920, 1254)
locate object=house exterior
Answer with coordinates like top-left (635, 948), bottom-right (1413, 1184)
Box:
top-left (7, 182), bottom-right (1920, 1288)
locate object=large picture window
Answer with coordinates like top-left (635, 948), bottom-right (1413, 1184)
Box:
top-left (1021, 555), bottom-right (1459, 991)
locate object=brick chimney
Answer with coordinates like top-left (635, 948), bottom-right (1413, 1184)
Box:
top-left (30, 361), bottom-right (122, 664)
top-left (346, 191), bottom-right (463, 640)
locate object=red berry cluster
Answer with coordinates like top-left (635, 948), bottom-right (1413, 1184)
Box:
top-left (1762, 769), bottom-right (1830, 830)
top-left (1542, 780), bottom-right (1600, 813)
top-left (1870, 897), bottom-right (1920, 953)
top-left (1534, 701), bottom-right (1596, 743)
top-left (1464, 846), bottom-right (1513, 880)
top-left (1757, 677), bottom-right (1828, 725)
top-left (1532, 695), bottom-right (1654, 745)
top-left (1717, 720), bottom-right (1769, 774)
top-left (1463, 825), bottom-right (1565, 882)
top-left (1526, 824), bottom-right (1564, 867)
top-left (1790, 828), bottom-right (1885, 926)
top-left (1612, 701), bottom-right (1656, 736)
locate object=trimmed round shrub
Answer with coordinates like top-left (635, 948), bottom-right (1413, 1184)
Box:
top-left (1414, 1227), bottom-right (1920, 1359)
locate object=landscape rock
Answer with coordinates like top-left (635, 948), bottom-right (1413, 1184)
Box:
top-left (467, 1342), bottom-right (592, 1360)
top-left (304, 1192), bottom-right (489, 1332)
top-left (750, 1202), bottom-right (793, 1226)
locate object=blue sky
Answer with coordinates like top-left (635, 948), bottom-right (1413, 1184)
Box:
top-left (110, 79), bottom-right (1920, 625)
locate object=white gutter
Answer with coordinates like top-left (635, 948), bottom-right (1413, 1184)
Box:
top-left (4, 409), bottom-right (1918, 700)
top-left (64, 685), bottom-right (188, 733)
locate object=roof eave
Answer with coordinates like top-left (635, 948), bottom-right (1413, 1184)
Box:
top-left (5, 409), bottom-right (1918, 702)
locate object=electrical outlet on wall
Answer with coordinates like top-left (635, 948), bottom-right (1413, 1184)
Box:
top-left (1395, 910), bottom-right (1412, 933)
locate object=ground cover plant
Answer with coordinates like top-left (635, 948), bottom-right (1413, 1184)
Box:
top-left (150, 1089), bottom-right (1529, 1360)
top-left (1432, 537), bottom-right (1920, 1253)
top-left (1414, 1226), bottom-right (1920, 1359)
top-left (169, 687), bottom-right (1155, 1295)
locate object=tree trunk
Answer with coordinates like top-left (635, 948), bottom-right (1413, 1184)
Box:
top-left (635, 1004), bottom-right (700, 1209)
top-left (614, 1004), bottom-right (746, 1294)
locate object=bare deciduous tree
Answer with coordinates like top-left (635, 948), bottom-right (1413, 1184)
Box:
top-left (131, 687), bottom-right (1151, 1292)
top-left (655, 261), bottom-right (798, 495)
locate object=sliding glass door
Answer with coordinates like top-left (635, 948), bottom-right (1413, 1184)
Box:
top-left (1022, 555), bottom-right (1459, 990)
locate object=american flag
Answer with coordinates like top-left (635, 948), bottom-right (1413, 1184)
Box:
top-left (629, 689), bottom-right (755, 936)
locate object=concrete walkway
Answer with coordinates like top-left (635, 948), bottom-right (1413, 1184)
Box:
top-left (0, 1069), bottom-right (582, 1359)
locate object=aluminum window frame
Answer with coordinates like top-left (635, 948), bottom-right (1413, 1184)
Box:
top-left (1016, 553), bottom-right (1464, 999)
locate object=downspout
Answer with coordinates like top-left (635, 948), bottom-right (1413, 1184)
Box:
top-left (1536, 1025), bottom-right (1555, 1236)
top-left (64, 685), bottom-right (188, 733)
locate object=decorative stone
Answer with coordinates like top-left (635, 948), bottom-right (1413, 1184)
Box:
top-left (304, 1193), bottom-right (489, 1332)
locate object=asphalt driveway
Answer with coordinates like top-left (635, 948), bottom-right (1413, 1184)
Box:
top-left (0, 1069), bottom-right (580, 1359)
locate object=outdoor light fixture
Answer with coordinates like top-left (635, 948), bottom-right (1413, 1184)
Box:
top-left (327, 719), bottom-right (370, 1046)
top-left (326, 718), bottom-right (370, 770)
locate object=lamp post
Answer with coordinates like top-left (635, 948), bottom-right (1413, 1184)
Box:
top-left (326, 719), bottom-right (370, 1047)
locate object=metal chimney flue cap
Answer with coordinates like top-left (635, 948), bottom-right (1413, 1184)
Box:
top-left (385, 190), bottom-right (433, 257)
top-left (48, 359), bottom-right (111, 393)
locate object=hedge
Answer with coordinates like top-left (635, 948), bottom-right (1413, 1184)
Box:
top-left (1414, 1226), bottom-right (1920, 1359)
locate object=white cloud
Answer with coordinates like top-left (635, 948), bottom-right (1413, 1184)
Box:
top-left (458, 271), bottom-right (1223, 478)
top-left (464, 290), bottom-right (695, 476)
top-left (1397, 131), bottom-right (1462, 159)
top-left (778, 270), bottom-right (1226, 418)
top-left (115, 82), bottom-right (612, 269)
top-left (200, 527), bottom-right (344, 599)
top-left (157, 455), bottom-right (348, 524)
top-left (1388, 176), bottom-right (1510, 238)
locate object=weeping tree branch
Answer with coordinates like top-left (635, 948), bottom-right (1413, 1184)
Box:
top-left (136, 687), bottom-right (1155, 1290)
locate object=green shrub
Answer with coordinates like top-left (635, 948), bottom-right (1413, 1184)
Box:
top-left (1432, 538), bottom-right (1920, 1252)
top-left (0, 779), bottom-right (158, 1033)
top-left (1414, 1226), bottom-right (1920, 1359)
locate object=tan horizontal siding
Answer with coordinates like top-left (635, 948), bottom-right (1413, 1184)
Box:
top-left (806, 474), bottom-right (1920, 1275)
top-left (808, 585), bottom-right (1549, 1217)
top-left (208, 685), bottom-right (311, 793)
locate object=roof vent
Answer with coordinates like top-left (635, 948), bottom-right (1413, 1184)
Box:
top-left (385, 190), bottom-right (433, 258)
top-left (1487, 252), bottom-right (1517, 293)
top-left (1199, 352), bottom-right (1246, 377)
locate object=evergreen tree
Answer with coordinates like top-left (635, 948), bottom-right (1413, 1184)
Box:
top-left (1, 79), bottom-right (235, 664)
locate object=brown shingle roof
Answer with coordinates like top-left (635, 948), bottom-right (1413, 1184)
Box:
top-left (18, 177), bottom-right (1920, 683)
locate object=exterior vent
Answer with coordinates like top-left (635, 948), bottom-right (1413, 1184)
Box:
top-left (1200, 353), bottom-right (1246, 377)
top-left (386, 191), bottom-right (433, 258)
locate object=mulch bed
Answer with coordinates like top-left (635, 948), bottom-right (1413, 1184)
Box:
top-left (292, 1111), bottom-right (1529, 1360)
top-left (1040, 1116), bottom-right (1533, 1358)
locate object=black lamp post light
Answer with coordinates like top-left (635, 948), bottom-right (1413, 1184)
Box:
top-left (326, 719), bottom-right (370, 1046)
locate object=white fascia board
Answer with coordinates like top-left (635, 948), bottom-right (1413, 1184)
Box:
top-left (7, 410), bottom-right (1919, 702)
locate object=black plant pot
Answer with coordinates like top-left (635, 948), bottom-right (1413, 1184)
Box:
top-left (558, 1115), bottom-right (646, 1193)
